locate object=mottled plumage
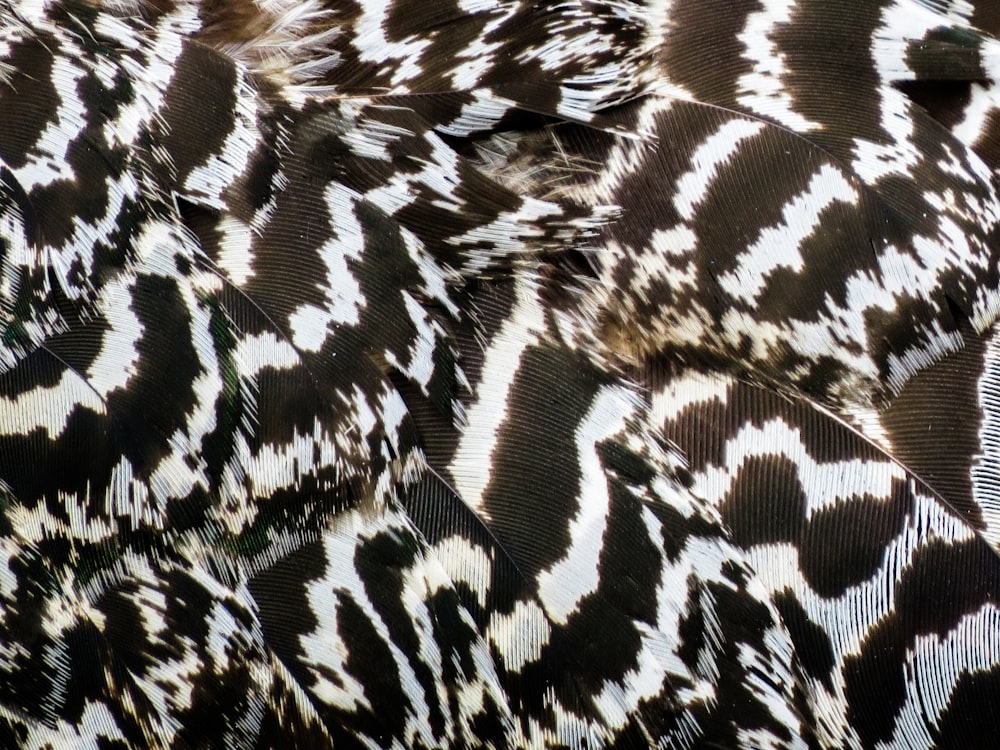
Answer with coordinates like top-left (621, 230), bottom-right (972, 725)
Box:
top-left (2, 0), bottom-right (1000, 746)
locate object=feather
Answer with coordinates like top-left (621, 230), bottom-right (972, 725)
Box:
top-left (4, 0), bottom-right (1000, 747)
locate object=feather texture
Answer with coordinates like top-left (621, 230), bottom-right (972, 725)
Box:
top-left (2, 0), bottom-right (1000, 747)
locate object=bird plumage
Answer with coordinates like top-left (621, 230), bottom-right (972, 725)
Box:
top-left (2, 0), bottom-right (1000, 746)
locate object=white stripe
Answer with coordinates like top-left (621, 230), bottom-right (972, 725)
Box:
top-left (447, 278), bottom-right (545, 515)
top-left (536, 385), bottom-right (634, 624)
top-left (673, 119), bottom-right (766, 221)
top-left (717, 164), bottom-right (858, 303)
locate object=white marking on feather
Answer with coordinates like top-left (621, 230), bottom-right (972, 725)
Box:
top-left (557, 61), bottom-right (635, 122)
top-left (588, 507), bottom-right (719, 728)
top-left (881, 604), bottom-right (1000, 750)
top-left (882, 319), bottom-right (965, 395)
top-left (673, 119), bottom-right (766, 221)
top-left (566, 94), bottom-right (668, 206)
top-left (13, 55), bottom-right (87, 191)
top-left (342, 108), bottom-right (412, 161)
top-left (0, 199), bottom-right (29, 310)
top-left (348, 383), bottom-right (378, 439)
top-left (707, 224), bottom-right (981, 403)
top-left (650, 224), bottom-right (699, 262)
top-left (108, 4), bottom-right (198, 146)
top-left (691, 479), bottom-right (976, 748)
top-left (409, 135), bottom-right (463, 206)
top-left (448, 195), bottom-right (563, 274)
top-left (183, 75), bottom-right (260, 209)
top-left (972, 325), bottom-right (1000, 552)
top-left (861, 2), bottom-right (952, 182)
top-left (107, 456), bottom-right (160, 529)
top-left (3, 0), bottom-right (44, 26)
top-left (150, 304), bottom-right (225, 500)
top-left (650, 367), bottom-right (730, 424)
top-left (737, 0), bottom-right (822, 132)
top-left (441, 92), bottom-right (518, 137)
top-left (148, 437), bottom-right (207, 505)
top-left (432, 536), bottom-right (492, 609)
top-left (487, 599), bottom-right (551, 672)
top-left (378, 386), bottom-right (409, 448)
top-left (288, 303), bottom-right (330, 352)
top-left (700, 417), bottom-right (904, 519)
top-left (139, 573), bottom-right (225, 714)
top-left (542, 698), bottom-right (605, 749)
top-left (537, 386), bottom-right (633, 624)
top-left (173, 285), bottom-right (224, 432)
top-left (0, 369), bottom-right (105, 438)
top-left (401, 228), bottom-right (459, 314)
top-left (245, 421), bottom-right (339, 497)
top-left (455, 0), bottom-right (495, 11)
top-left (298, 523), bottom-right (374, 714)
top-left (42, 171), bottom-right (140, 303)
top-left (450, 15), bottom-right (504, 92)
top-left (41, 578), bottom-right (104, 636)
top-left (91, 11), bottom-right (141, 52)
top-left (288, 191), bottom-right (365, 352)
top-left (850, 109), bottom-right (922, 183)
top-left (448, 278), bottom-right (545, 516)
top-left (399, 557), bottom-right (459, 713)
top-left (86, 278), bottom-right (144, 396)
top-left (622, 226), bottom-right (700, 304)
top-left (387, 292), bottom-right (439, 389)
top-left (317, 183), bottom-right (367, 325)
top-left (0, 538), bottom-right (18, 607)
top-left (233, 331), bottom-right (299, 374)
top-left (353, 0), bottom-right (431, 87)
top-left (7, 489), bottom-right (115, 545)
top-left (26, 703), bottom-right (130, 747)
top-left (214, 215), bottom-right (257, 286)
top-left (736, 629), bottom-right (806, 750)
top-left (204, 593), bottom-right (257, 667)
top-left (717, 164), bottom-right (858, 302)
top-left (363, 174), bottom-right (419, 214)
top-left (306, 513), bottom-right (437, 743)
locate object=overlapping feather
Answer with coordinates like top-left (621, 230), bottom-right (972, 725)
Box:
top-left (2, 0), bottom-right (1000, 747)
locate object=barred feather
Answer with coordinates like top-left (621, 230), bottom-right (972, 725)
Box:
top-left (3, 0), bottom-right (1000, 747)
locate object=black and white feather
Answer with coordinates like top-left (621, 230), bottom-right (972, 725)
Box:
top-left (2, 0), bottom-right (1000, 746)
